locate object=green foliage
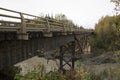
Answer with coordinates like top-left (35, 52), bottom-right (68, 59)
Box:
top-left (76, 62), bottom-right (120, 80)
top-left (91, 15), bottom-right (120, 53)
top-left (14, 64), bottom-right (47, 80)
top-left (13, 62), bottom-right (120, 80)
top-left (46, 71), bottom-right (65, 80)
top-left (115, 50), bottom-right (120, 62)
top-left (14, 64), bottom-right (66, 80)
top-left (0, 66), bottom-right (21, 80)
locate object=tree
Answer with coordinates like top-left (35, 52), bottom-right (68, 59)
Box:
top-left (55, 14), bottom-right (75, 30)
top-left (55, 14), bottom-right (67, 20)
top-left (92, 15), bottom-right (120, 53)
top-left (111, 0), bottom-right (120, 15)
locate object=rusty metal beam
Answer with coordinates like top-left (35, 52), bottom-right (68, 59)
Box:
top-left (59, 41), bottom-right (75, 71)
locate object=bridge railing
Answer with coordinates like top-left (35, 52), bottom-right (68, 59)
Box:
top-left (0, 7), bottom-right (94, 35)
top-left (0, 7), bottom-right (79, 33)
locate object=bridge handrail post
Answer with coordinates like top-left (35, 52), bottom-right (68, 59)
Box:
top-left (42, 18), bottom-right (53, 37)
top-left (20, 13), bottom-right (26, 33)
top-left (63, 23), bottom-right (66, 32)
top-left (45, 18), bottom-right (50, 32)
top-left (18, 13), bottom-right (28, 40)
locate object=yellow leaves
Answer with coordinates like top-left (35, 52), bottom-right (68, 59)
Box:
top-left (115, 50), bottom-right (120, 62)
top-left (94, 15), bottom-right (120, 51)
top-left (76, 70), bottom-right (88, 78)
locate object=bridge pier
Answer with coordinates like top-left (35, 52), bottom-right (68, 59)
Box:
top-left (59, 41), bottom-right (75, 71)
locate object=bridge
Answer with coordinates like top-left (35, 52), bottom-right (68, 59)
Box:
top-left (0, 7), bottom-right (93, 71)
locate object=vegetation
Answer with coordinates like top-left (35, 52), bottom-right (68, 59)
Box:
top-left (15, 5), bottom-right (120, 79)
top-left (89, 0), bottom-right (120, 54)
top-left (111, 0), bottom-right (120, 15)
top-left (13, 62), bottom-right (120, 80)
top-left (1, 1), bottom-right (120, 80)
top-left (90, 15), bottom-right (120, 54)
top-left (0, 66), bottom-right (21, 80)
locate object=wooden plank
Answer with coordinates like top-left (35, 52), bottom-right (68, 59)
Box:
top-left (0, 20), bottom-right (20, 24)
top-left (0, 14), bottom-right (21, 19)
top-left (0, 26), bottom-right (20, 31)
top-left (49, 22), bottom-right (62, 26)
top-left (26, 23), bottom-right (44, 26)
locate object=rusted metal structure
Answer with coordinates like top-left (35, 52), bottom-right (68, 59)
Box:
top-left (0, 7), bottom-right (93, 70)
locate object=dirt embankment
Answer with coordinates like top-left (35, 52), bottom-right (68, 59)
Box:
top-left (78, 52), bottom-right (120, 74)
top-left (79, 52), bottom-right (117, 65)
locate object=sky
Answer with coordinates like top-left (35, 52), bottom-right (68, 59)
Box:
top-left (0, 0), bottom-right (116, 29)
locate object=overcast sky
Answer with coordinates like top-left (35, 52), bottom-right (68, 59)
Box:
top-left (0, 0), bottom-right (115, 29)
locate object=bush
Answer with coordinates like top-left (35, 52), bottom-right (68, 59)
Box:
top-left (14, 62), bottom-right (120, 80)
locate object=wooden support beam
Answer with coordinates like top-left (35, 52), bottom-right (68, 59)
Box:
top-left (45, 19), bottom-right (50, 32)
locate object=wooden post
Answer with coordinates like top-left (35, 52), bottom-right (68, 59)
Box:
top-left (46, 18), bottom-right (50, 32)
top-left (20, 13), bottom-right (26, 33)
top-left (43, 19), bottom-right (53, 37)
top-left (63, 23), bottom-right (66, 32)
top-left (18, 13), bottom-right (28, 40)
